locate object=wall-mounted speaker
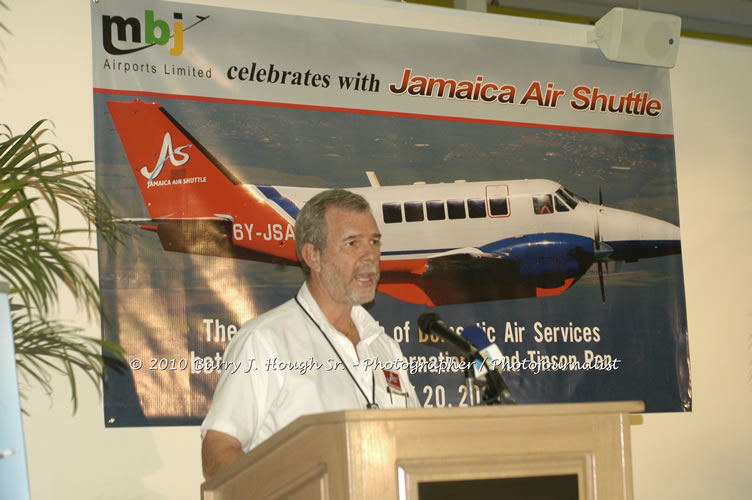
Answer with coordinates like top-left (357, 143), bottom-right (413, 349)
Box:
top-left (589, 8), bottom-right (682, 68)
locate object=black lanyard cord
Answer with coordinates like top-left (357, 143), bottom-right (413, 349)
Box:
top-left (294, 296), bottom-right (378, 409)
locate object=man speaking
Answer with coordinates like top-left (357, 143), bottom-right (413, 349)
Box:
top-left (201, 189), bottom-right (420, 476)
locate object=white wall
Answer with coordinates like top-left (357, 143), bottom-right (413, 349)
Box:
top-left (3, 1), bottom-right (750, 498)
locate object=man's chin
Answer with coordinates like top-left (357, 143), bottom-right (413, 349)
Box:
top-left (352, 287), bottom-right (378, 306)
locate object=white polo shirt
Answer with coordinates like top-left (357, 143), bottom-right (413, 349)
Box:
top-left (200, 283), bottom-right (420, 452)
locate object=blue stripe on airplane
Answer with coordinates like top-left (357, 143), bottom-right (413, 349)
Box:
top-left (608, 239), bottom-right (682, 261)
top-left (479, 233), bottom-right (593, 254)
top-left (382, 248), bottom-right (454, 257)
top-left (257, 186), bottom-right (300, 219)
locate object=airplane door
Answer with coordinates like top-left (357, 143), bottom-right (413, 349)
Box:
top-left (485, 184), bottom-right (510, 218)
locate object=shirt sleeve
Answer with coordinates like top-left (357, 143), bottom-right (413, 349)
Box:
top-left (200, 326), bottom-right (283, 452)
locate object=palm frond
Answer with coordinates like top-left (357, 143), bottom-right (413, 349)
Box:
top-left (13, 314), bottom-right (126, 413)
top-left (0, 121), bottom-right (124, 315)
top-left (1, 121), bottom-right (126, 411)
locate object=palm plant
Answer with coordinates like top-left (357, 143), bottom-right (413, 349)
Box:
top-left (0, 119), bottom-right (124, 412)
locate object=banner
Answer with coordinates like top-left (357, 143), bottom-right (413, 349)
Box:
top-left (91, 0), bottom-right (689, 426)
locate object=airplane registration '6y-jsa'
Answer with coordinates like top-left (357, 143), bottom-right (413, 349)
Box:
top-left (107, 100), bottom-right (681, 306)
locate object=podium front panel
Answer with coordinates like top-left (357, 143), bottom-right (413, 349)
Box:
top-left (201, 403), bottom-right (641, 500)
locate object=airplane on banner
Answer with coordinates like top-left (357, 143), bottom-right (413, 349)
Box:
top-left (107, 100), bottom-right (681, 306)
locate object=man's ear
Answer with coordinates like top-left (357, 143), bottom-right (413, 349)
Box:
top-left (301, 242), bottom-right (320, 273)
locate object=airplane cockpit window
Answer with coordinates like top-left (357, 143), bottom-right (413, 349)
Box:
top-left (554, 195), bottom-right (570, 212)
top-left (426, 200), bottom-right (446, 221)
top-left (561, 187), bottom-right (587, 205)
top-left (383, 202), bottom-right (402, 224)
top-left (468, 198), bottom-right (486, 218)
top-left (404, 201), bottom-right (425, 222)
top-left (447, 199), bottom-right (466, 220)
top-left (489, 197), bottom-right (509, 216)
top-left (556, 188), bottom-right (578, 209)
top-left (533, 194), bottom-right (554, 215)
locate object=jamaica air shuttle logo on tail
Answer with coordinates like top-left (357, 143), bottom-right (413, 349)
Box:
top-left (101, 9), bottom-right (209, 56)
top-left (141, 132), bottom-right (192, 187)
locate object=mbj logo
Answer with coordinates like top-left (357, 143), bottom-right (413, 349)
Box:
top-left (102, 10), bottom-right (209, 56)
top-left (141, 133), bottom-right (192, 184)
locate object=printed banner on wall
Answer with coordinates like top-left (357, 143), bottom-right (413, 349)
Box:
top-left (91, 0), bottom-right (690, 426)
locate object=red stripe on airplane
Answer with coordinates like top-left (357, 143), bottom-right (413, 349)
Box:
top-left (536, 278), bottom-right (576, 297)
top-left (380, 258), bottom-right (429, 275)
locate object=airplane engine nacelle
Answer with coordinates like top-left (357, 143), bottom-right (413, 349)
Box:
top-left (482, 233), bottom-right (593, 283)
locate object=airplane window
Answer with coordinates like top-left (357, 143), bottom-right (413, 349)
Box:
top-left (533, 194), bottom-right (554, 215)
top-left (467, 198), bottom-right (486, 218)
top-left (382, 202), bottom-right (402, 224)
top-left (447, 199), bottom-right (466, 219)
top-left (426, 200), bottom-right (446, 220)
top-left (489, 197), bottom-right (509, 216)
top-left (554, 195), bottom-right (569, 212)
top-left (404, 201), bottom-right (425, 222)
top-left (562, 187), bottom-right (587, 204)
top-left (556, 188), bottom-right (578, 209)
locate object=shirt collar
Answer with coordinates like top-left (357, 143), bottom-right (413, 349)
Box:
top-left (296, 282), bottom-right (382, 344)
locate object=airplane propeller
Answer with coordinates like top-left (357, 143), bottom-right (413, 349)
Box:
top-left (598, 187), bottom-right (610, 275)
top-left (593, 188), bottom-right (613, 303)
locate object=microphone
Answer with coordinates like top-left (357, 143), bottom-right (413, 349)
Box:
top-left (461, 325), bottom-right (515, 405)
top-left (461, 325), bottom-right (502, 379)
top-left (418, 313), bottom-right (515, 405)
top-left (418, 312), bottom-right (478, 357)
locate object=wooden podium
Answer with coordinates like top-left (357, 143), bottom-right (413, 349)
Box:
top-left (201, 401), bottom-right (643, 500)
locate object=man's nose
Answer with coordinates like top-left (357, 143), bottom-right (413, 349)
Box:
top-left (362, 242), bottom-right (380, 262)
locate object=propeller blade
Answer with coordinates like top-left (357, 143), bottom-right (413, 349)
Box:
top-left (599, 187), bottom-right (603, 206)
top-left (594, 208), bottom-right (608, 302)
top-left (594, 214), bottom-right (601, 250)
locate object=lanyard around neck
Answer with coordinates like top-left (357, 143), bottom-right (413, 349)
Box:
top-left (294, 296), bottom-right (379, 409)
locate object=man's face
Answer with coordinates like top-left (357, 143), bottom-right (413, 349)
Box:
top-left (314, 206), bottom-right (382, 307)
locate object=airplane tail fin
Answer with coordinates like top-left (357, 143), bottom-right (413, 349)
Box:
top-left (107, 100), bottom-right (240, 220)
top-left (108, 99), bottom-right (299, 264)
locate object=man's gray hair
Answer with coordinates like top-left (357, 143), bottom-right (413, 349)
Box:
top-left (295, 189), bottom-right (372, 277)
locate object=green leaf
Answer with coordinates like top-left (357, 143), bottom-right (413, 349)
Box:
top-left (2, 121), bottom-right (126, 412)
top-left (13, 313), bottom-right (126, 414)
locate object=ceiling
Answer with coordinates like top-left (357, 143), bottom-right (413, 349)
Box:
top-left (409, 0), bottom-right (752, 45)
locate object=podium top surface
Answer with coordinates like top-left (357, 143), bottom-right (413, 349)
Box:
top-left (289, 400), bottom-right (645, 427)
